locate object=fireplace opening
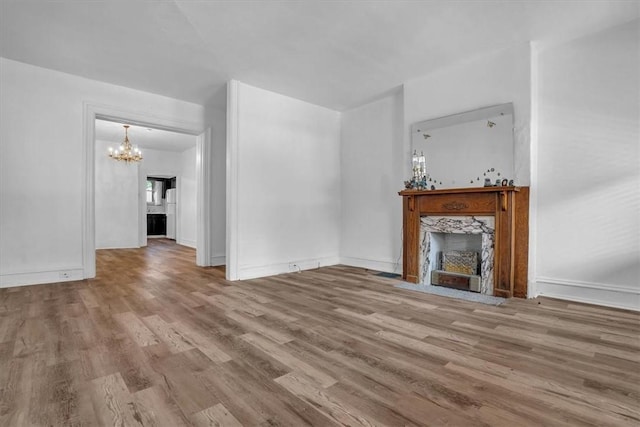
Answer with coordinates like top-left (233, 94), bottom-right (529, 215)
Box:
top-left (420, 215), bottom-right (495, 295)
top-left (430, 233), bottom-right (482, 292)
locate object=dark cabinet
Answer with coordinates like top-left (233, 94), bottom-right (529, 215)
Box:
top-left (147, 214), bottom-right (166, 236)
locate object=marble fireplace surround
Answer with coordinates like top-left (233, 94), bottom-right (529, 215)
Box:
top-left (420, 216), bottom-right (495, 294)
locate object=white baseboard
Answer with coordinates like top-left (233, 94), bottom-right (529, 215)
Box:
top-left (535, 276), bottom-right (639, 311)
top-left (96, 244), bottom-right (140, 250)
top-left (210, 255), bottom-right (225, 266)
top-left (339, 256), bottom-right (400, 274)
top-left (177, 239), bottom-right (196, 249)
top-left (0, 268), bottom-right (84, 288)
top-left (237, 256), bottom-right (340, 280)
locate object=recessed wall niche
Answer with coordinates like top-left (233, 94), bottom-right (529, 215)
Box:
top-left (411, 103), bottom-right (514, 189)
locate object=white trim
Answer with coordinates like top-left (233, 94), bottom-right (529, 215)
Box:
top-left (1, 268), bottom-right (84, 288)
top-left (528, 40), bottom-right (540, 299)
top-left (210, 255), bottom-right (226, 266)
top-left (535, 277), bottom-right (639, 311)
top-left (138, 166), bottom-right (147, 247)
top-left (178, 239), bottom-right (197, 249)
top-left (83, 103), bottom-right (210, 278)
top-left (82, 105), bottom-right (96, 279)
top-left (196, 128), bottom-right (212, 266)
top-left (226, 80), bottom-right (240, 280)
top-left (536, 276), bottom-right (639, 294)
top-left (96, 244), bottom-right (141, 249)
top-left (339, 256), bottom-right (398, 274)
top-left (174, 176), bottom-right (182, 244)
top-left (237, 256), bottom-right (340, 281)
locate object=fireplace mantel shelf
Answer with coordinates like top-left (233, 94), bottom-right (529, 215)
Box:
top-left (399, 186), bottom-right (529, 298)
top-left (399, 186), bottom-right (523, 196)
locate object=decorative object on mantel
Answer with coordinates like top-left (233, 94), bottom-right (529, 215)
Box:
top-left (108, 125), bottom-right (143, 163)
top-left (404, 151), bottom-right (445, 190)
top-left (404, 150), bottom-right (429, 190)
top-left (412, 150), bottom-right (426, 180)
top-left (404, 176), bottom-right (429, 190)
top-left (479, 167), bottom-right (514, 187)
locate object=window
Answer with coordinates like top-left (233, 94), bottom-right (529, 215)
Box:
top-left (147, 178), bottom-right (164, 205)
top-left (146, 180), bottom-right (154, 204)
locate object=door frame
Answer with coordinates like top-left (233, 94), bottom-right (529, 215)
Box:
top-left (82, 103), bottom-right (212, 278)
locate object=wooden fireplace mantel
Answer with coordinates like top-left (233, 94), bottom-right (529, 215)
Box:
top-left (399, 186), bottom-right (529, 298)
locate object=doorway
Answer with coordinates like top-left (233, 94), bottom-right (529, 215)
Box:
top-left (145, 176), bottom-right (176, 241)
top-left (82, 103), bottom-right (213, 279)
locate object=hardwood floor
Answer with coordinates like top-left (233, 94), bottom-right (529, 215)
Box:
top-left (1, 239), bottom-right (638, 426)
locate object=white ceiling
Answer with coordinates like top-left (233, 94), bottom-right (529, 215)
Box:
top-left (95, 119), bottom-right (196, 152)
top-left (1, 1), bottom-right (637, 111)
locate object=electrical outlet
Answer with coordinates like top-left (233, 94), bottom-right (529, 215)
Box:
top-left (59, 271), bottom-right (72, 279)
top-left (289, 263), bottom-right (301, 273)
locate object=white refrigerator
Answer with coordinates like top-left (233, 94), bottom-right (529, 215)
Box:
top-left (166, 188), bottom-right (176, 240)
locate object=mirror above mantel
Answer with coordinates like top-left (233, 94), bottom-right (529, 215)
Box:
top-left (411, 103), bottom-right (515, 189)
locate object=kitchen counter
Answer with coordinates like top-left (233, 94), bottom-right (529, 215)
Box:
top-left (147, 207), bottom-right (165, 214)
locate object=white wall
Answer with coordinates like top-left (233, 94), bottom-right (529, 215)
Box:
top-left (535, 20), bottom-right (639, 310)
top-left (403, 44), bottom-right (532, 187)
top-left (227, 81), bottom-right (341, 280)
top-left (142, 148), bottom-right (182, 177)
top-left (178, 146), bottom-right (197, 248)
top-left (95, 139), bottom-right (139, 249)
top-left (340, 90), bottom-right (404, 273)
top-left (208, 106), bottom-right (227, 266)
top-left (0, 57), bottom-right (209, 287)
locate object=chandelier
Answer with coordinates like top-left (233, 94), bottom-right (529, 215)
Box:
top-left (108, 125), bottom-right (142, 163)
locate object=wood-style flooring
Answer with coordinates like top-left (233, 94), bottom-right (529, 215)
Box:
top-left (1, 239), bottom-right (638, 426)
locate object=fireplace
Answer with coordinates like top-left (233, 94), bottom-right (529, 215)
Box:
top-left (399, 187), bottom-right (529, 298)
